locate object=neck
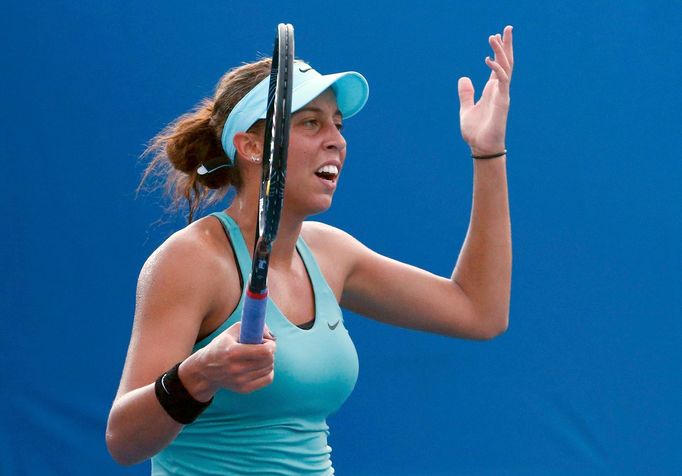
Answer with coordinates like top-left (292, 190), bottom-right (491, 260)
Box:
top-left (226, 194), bottom-right (304, 269)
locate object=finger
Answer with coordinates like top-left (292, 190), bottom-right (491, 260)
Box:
top-left (261, 339), bottom-right (277, 355)
top-left (237, 370), bottom-right (275, 394)
top-left (228, 342), bottom-right (275, 362)
top-left (242, 342), bottom-right (275, 359)
top-left (489, 34), bottom-right (510, 77)
top-left (263, 324), bottom-right (276, 341)
top-left (457, 77), bottom-right (475, 112)
top-left (245, 364), bottom-right (275, 380)
top-left (502, 25), bottom-right (514, 69)
top-left (485, 57), bottom-right (510, 85)
top-left (237, 360), bottom-right (275, 376)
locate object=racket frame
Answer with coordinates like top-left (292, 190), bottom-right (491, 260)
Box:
top-left (239, 23), bottom-right (294, 344)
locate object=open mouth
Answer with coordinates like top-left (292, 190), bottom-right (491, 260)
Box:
top-left (314, 164), bottom-right (339, 182)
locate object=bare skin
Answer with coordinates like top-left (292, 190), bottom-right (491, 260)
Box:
top-left (106, 26), bottom-right (514, 466)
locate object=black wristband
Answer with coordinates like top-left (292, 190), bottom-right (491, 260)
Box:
top-left (472, 150), bottom-right (507, 160)
top-left (155, 362), bottom-right (213, 424)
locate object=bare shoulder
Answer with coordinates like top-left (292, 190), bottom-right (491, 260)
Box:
top-left (141, 217), bottom-right (226, 285)
top-left (137, 215), bottom-right (238, 321)
top-left (301, 221), bottom-right (365, 255)
top-left (300, 221), bottom-right (369, 298)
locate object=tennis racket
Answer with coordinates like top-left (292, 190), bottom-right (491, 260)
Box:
top-left (239, 23), bottom-right (295, 344)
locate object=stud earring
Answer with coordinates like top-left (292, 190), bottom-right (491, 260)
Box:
top-left (250, 155), bottom-right (261, 163)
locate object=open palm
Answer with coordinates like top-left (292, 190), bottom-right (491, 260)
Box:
top-left (458, 26), bottom-right (514, 157)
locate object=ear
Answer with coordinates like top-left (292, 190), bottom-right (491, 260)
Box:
top-left (233, 131), bottom-right (263, 164)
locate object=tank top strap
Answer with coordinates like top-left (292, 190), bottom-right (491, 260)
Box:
top-left (296, 235), bottom-right (337, 309)
top-left (210, 211), bottom-right (251, 285)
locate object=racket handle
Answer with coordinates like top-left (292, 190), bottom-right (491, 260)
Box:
top-left (239, 288), bottom-right (268, 344)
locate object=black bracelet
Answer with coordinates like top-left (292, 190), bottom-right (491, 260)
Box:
top-left (155, 362), bottom-right (213, 424)
top-left (472, 150), bottom-right (507, 160)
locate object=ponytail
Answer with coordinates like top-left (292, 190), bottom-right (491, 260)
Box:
top-left (138, 58), bottom-right (272, 223)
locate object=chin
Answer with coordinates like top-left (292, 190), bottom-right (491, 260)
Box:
top-left (284, 186), bottom-right (336, 219)
top-left (296, 195), bottom-right (334, 218)
top-left (307, 198), bottom-right (334, 217)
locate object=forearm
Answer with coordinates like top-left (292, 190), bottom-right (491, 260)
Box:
top-left (106, 354), bottom-right (214, 465)
top-left (106, 383), bottom-right (183, 465)
top-left (452, 156), bottom-right (511, 336)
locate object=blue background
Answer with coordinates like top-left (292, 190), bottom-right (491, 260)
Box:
top-left (2, 1), bottom-right (681, 475)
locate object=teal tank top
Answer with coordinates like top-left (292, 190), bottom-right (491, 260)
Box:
top-left (151, 212), bottom-right (359, 475)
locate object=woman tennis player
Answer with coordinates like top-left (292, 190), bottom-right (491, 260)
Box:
top-left (106, 25), bottom-right (514, 474)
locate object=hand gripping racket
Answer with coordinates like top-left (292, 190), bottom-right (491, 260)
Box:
top-left (239, 24), bottom-right (294, 344)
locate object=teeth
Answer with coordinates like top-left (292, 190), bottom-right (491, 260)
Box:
top-left (316, 164), bottom-right (339, 175)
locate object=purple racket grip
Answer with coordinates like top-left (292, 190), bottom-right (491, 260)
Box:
top-left (239, 288), bottom-right (268, 344)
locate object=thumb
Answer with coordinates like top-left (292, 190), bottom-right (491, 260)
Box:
top-left (457, 77), bottom-right (475, 113)
top-left (225, 321), bottom-right (242, 339)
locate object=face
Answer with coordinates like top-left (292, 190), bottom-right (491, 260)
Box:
top-left (283, 88), bottom-right (347, 217)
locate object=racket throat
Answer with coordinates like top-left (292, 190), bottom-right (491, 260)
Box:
top-left (249, 240), bottom-right (273, 291)
top-left (246, 287), bottom-right (269, 300)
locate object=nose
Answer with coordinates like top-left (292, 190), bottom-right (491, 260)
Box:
top-left (323, 122), bottom-right (346, 153)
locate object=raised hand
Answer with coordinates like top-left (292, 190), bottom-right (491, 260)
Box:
top-left (457, 25), bottom-right (514, 157)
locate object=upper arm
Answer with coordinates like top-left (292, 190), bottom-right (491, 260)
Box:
top-left (115, 228), bottom-right (233, 398)
top-left (343, 241), bottom-right (494, 339)
top-left (304, 223), bottom-right (492, 340)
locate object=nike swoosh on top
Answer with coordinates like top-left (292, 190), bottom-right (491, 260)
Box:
top-left (299, 67), bottom-right (312, 73)
top-left (328, 320), bottom-right (340, 330)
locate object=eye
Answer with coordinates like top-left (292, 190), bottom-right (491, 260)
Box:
top-left (302, 118), bottom-right (318, 128)
top-left (335, 123), bottom-right (344, 132)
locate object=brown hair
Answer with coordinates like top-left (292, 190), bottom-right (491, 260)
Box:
top-left (138, 57), bottom-right (272, 223)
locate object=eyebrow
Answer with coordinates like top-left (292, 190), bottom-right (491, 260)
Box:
top-left (295, 106), bottom-right (343, 118)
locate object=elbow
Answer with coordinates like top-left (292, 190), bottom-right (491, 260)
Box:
top-left (486, 316), bottom-right (509, 340)
top-left (106, 427), bottom-right (138, 467)
top-left (106, 435), bottom-right (147, 467)
top-left (106, 433), bottom-right (126, 466)
top-left (473, 312), bottom-right (509, 341)
top-left (106, 412), bottom-right (146, 467)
